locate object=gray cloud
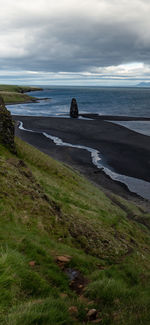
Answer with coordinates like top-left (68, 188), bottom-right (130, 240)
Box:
top-left (0, 0), bottom-right (150, 82)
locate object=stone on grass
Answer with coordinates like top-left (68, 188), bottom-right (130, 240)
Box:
top-left (87, 308), bottom-right (97, 319)
top-left (29, 261), bottom-right (36, 267)
top-left (68, 306), bottom-right (78, 315)
top-left (56, 255), bottom-right (71, 263)
top-left (91, 319), bottom-right (102, 323)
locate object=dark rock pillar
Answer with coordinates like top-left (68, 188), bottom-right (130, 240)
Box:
top-left (70, 98), bottom-right (79, 118)
top-left (0, 96), bottom-right (16, 153)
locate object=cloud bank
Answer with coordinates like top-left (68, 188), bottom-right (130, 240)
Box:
top-left (1, 0), bottom-right (150, 84)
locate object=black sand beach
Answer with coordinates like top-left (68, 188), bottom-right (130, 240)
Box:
top-left (13, 114), bottom-right (150, 207)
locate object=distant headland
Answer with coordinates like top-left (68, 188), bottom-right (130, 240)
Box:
top-left (137, 82), bottom-right (150, 87)
top-left (0, 85), bottom-right (43, 105)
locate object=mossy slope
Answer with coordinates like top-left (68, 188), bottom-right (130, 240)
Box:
top-left (0, 137), bottom-right (150, 324)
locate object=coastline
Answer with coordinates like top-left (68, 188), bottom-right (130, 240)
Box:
top-left (6, 99), bottom-right (38, 105)
top-left (81, 113), bottom-right (150, 121)
top-left (0, 85), bottom-right (43, 105)
top-left (7, 97), bottom-right (50, 105)
top-left (13, 115), bottom-right (150, 208)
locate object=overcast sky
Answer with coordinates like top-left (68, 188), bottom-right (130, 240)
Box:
top-left (1, 0), bottom-right (150, 85)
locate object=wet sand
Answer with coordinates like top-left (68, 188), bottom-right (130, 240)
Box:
top-left (13, 114), bottom-right (150, 207)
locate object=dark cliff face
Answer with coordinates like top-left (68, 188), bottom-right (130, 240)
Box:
top-left (0, 96), bottom-right (16, 153)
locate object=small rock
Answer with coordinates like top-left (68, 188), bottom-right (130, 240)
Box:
top-left (78, 284), bottom-right (84, 289)
top-left (87, 309), bottom-right (97, 319)
top-left (91, 319), bottom-right (102, 323)
top-left (56, 255), bottom-right (71, 263)
top-left (29, 261), bottom-right (36, 267)
top-left (68, 306), bottom-right (78, 315)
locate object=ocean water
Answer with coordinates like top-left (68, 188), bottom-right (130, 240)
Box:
top-left (8, 86), bottom-right (150, 118)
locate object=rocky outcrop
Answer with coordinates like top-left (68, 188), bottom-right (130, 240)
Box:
top-left (0, 96), bottom-right (16, 152)
top-left (70, 98), bottom-right (79, 118)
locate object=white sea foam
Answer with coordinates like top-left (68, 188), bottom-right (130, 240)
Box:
top-left (18, 121), bottom-right (150, 200)
top-left (79, 116), bottom-right (93, 120)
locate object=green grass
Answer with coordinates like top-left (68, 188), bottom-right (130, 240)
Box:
top-left (0, 137), bottom-right (150, 324)
top-left (0, 91), bottom-right (36, 104)
top-left (0, 85), bottom-right (42, 104)
top-left (0, 85), bottom-right (42, 93)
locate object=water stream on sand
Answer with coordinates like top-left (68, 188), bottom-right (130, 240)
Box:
top-left (19, 121), bottom-right (150, 201)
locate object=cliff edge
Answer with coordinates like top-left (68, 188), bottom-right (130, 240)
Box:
top-left (0, 95), bottom-right (16, 152)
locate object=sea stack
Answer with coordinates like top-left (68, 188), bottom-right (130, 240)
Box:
top-left (70, 98), bottom-right (79, 118)
top-left (0, 95), bottom-right (16, 153)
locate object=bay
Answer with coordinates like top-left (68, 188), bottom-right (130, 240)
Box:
top-left (8, 86), bottom-right (150, 118)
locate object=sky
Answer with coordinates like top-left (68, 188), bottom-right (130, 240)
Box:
top-left (1, 0), bottom-right (150, 86)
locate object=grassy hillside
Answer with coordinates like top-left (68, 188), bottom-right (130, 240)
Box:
top-left (0, 137), bottom-right (150, 324)
top-left (0, 85), bottom-right (42, 104)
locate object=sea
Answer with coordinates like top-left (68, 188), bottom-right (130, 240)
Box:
top-left (9, 86), bottom-right (150, 200)
top-left (8, 86), bottom-right (150, 136)
top-left (8, 86), bottom-right (150, 117)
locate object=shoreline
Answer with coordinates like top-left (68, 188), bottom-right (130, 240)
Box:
top-left (13, 115), bottom-right (150, 208)
top-left (81, 113), bottom-right (150, 121)
top-left (6, 99), bottom-right (38, 105)
top-left (7, 97), bottom-right (51, 106)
